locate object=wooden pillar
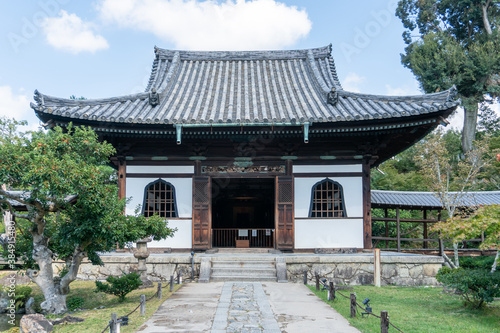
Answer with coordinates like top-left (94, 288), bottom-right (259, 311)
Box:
top-left (384, 208), bottom-right (389, 249)
top-left (423, 209), bottom-right (428, 249)
top-left (362, 159), bottom-right (372, 249)
top-left (285, 159), bottom-right (293, 176)
top-left (118, 158), bottom-right (126, 200)
top-left (396, 208), bottom-right (401, 252)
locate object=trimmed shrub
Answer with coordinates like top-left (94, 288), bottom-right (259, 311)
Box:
top-left (459, 256), bottom-right (495, 270)
top-left (67, 296), bottom-right (85, 311)
top-left (436, 267), bottom-right (500, 308)
top-left (94, 272), bottom-right (142, 302)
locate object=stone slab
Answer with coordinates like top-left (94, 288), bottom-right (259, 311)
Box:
top-left (136, 282), bottom-right (224, 333)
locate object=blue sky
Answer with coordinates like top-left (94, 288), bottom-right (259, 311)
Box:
top-left (0, 0), bottom-right (466, 131)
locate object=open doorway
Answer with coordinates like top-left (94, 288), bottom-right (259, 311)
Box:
top-left (212, 178), bottom-right (274, 248)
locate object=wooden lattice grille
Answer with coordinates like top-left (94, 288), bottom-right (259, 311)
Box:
top-left (143, 180), bottom-right (177, 218)
top-left (310, 180), bottom-right (346, 218)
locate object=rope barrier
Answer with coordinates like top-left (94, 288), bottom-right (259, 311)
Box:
top-left (99, 322), bottom-right (111, 333)
top-left (99, 279), bottom-right (174, 332)
top-left (314, 274), bottom-right (405, 333)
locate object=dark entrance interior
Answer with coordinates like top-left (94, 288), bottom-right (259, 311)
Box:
top-left (212, 178), bottom-right (274, 248)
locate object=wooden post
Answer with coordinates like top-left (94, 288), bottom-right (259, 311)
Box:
top-left (117, 159), bottom-right (126, 200)
top-left (170, 275), bottom-right (174, 292)
top-left (328, 282), bottom-right (335, 301)
top-left (140, 295), bottom-right (146, 316)
top-left (303, 271), bottom-right (307, 285)
top-left (384, 208), bottom-right (389, 249)
top-left (396, 208), bottom-right (401, 252)
top-left (362, 160), bottom-right (372, 249)
top-left (157, 282), bottom-right (162, 300)
top-left (350, 293), bottom-right (356, 318)
top-left (177, 272), bottom-right (181, 284)
top-left (374, 248), bottom-right (381, 287)
top-left (381, 311), bottom-right (389, 333)
top-left (110, 313), bottom-right (118, 333)
top-left (315, 274), bottom-right (320, 291)
top-left (423, 209), bottom-right (428, 249)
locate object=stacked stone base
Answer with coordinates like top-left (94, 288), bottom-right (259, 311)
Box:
top-left (64, 252), bottom-right (443, 286)
top-left (287, 254), bottom-right (443, 286)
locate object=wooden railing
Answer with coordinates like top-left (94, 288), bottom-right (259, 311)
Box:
top-left (212, 228), bottom-right (274, 248)
top-left (372, 209), bottom-right (489, 254)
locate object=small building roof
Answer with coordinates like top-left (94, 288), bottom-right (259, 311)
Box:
top-left (32, 45), bottom-right (458, 127)
top-left (371, 190), bottom-right (500, 209)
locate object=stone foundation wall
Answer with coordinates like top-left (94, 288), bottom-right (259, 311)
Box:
top-left (286, 254), bottom-right (443, 286)
top-left (72, 254), bottom-right (200, 282)
top-left (66, 253), bottom-right (443, 286)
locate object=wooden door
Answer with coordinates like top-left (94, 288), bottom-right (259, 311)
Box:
top-left (275, 176), bottom-right (294, 250)
top-left (193, 176), bottom-right (211, 250)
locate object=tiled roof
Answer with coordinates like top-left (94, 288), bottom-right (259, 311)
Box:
top-left (371, 190), bottom-right (500, 209)
top-left (31, 45), bottom-right (459, 126)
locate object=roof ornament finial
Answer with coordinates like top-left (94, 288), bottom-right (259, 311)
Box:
top-left (149, 88), bottom-right (159, 107)
top-left (327, 87), bottom-right (338, 106)
top-left (446, 85), bottom-right (458, 102)
top-left (34, 89), bottom-right (43, 105)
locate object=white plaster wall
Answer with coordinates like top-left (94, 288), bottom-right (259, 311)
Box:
top-left (150, 219), bottom-right (192, 248)
top-left (125, 176), bottom-right (193, 248)
top-left (294, 219), bottom-right (364, 248)
top-left (294, 177), bottom-right (363, 218)
top-left (293, 164), bottom-right (362, 173)
top-left (126, 165), bottom-right (194, 174)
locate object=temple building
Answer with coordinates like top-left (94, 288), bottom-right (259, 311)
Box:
top-left (32, 45), bottom-right (458, 252)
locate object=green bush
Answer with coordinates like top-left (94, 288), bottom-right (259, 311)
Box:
top-left (436, 267), bottom-right (500, 308)
top-left (8, 285), bottom-right (32, 310)
top-left (94, 272), bottom-right (142, 302)
top-left (459, 256), bottom-right (495, 270)
top-left (67, 296), bottom-right (85, 311)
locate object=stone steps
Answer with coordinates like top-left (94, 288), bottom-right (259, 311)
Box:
top-left (212, 248), bottom-right (276, 254)
top-left (210, 258), bottom-right (277, 282)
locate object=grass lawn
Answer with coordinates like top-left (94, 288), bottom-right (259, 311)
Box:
top-left (28, 280), bottom-right (181, 333)
top-left (309, 285), bottom-right (500, 333)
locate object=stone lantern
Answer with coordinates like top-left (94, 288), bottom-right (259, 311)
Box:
top-left (134, 237), bottom-right (153, 287)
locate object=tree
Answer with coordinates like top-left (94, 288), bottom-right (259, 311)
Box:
top-left (0, 118), bottom-right (175, 314)
top-left (417, 131), bottom-right (492, 266)
top-left (396, 0), bottom-right (500, 152)
top-left (434, 204), bottom-right (500, 272)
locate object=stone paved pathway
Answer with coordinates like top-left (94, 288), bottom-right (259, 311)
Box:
top-left (211, 282), bottom-right (281, 333)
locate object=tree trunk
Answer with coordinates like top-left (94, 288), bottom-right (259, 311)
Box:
top-left (29, 233), bottom-right (69, 314)
top-left (462, 104), bottom-right (478, 153)
top-left (453, 242), bottom-right (460, 268)
top-left (491, 250), bottom-right (499, 273)
top-left (38, 281), bottom-right (68, 314)
top-left (481, 1), bottom-right (493, 35)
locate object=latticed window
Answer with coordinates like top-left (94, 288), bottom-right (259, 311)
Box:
top-left (143, 180), bottom-right (178, 218)
top-left (309, 179), bottom-right (346, 218)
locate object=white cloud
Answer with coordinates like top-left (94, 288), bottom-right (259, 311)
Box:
top-left (446, 106), bottom-right (464, 131)
top-left (0, 86), bottom-right (40, 131)
top-left (384, 83), bottom-right (420, 96)
top-left (42, 10), bottom-right (109, 54)
top-left (342, 73), bottom-right (366, 93)
top-left (97, 0), bottom-right (311, 50)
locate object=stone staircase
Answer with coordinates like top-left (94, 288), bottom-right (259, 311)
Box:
top-left (210, 257), bottom-right (278, 282)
